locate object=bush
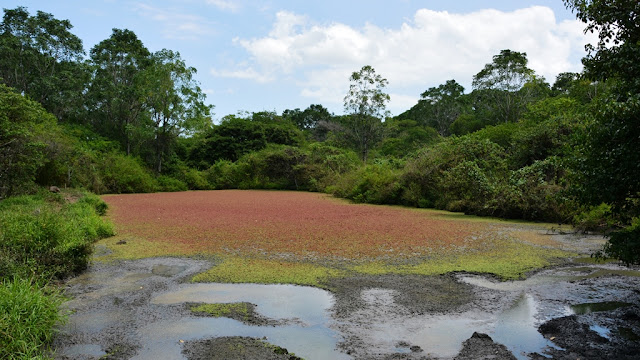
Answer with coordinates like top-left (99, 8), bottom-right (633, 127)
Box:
top-left (573, 203), bottom-right (616, 232)
top-left (596, 217), bottom-right (640, 265)
top-left (329, 162), bottom-right (403, 204)
top-left (400, 137), bottom-right (507, 210)
top-left (0, 190), bottom-right (112, 360)
top-left (495, 157), bottom-right (567, 221)
top-left (174, 167), bottom-right (211, 190)
top-left (96, 152), bottom-right (158, 194)
top-left (0, 192), bottom-right (114, 280)
top-left (206, 160), bottom-right (242, 190)
top-left (157, 175), bottom-right (189, 192)
top-left (0, 278), bottom-right (64, 359)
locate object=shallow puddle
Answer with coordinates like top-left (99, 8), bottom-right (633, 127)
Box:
top-left (491, 294), bottom-right (560, 359)
top-left (143, 283), bottom-right (348, 360)
top-left (344, 292), bottom-right (557, 359)
top-left (55, 259), bottom-right (640, 359)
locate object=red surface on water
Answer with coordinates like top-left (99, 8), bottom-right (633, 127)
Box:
top-left (103, 190), bottom-right (484, 259)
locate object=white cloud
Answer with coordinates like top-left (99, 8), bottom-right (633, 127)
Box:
top-left (206, 0), bottom-right (240, 12)
top-left (134, 3), bottom-right (216, 41)
top-left (214, 6), bottom-right (598, 114)
top-left (211, 66), bottom-right (274, 83)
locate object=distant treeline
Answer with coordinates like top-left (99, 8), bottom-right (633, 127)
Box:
top-left (1, 2), bottom-right (639, 265)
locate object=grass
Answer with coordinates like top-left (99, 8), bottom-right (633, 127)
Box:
top-left (191, 256), bottom-right (345, 287)
top-left (0, 278), bottom-right (65, 360)
top-left (189, 302), bottom-right (252, 320)
top-left (0, 190), bottom-right (113, 360)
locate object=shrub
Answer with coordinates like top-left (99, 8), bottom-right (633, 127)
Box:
top-left (96, 152), bottom-right (158, 194)
top-left (329, 162), bottom-right (403, 204)
top-left (206, 160), bottom-right (242, 189)
top-left (175, 167), bottom-right (211, 190)
top-left (596, 217), bottom-right (640, 265)
top-left (0, 192), bottom-right (114, 280)
top-left (157, 175), bottom-right (189, 192)
top-left (573, 203), bottom-right (616, 232)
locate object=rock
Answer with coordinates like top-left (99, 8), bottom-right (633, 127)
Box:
top-left (454, 332), bottom-right (517, 360)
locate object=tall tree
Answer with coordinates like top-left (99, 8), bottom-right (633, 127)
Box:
top-left (419, 80), bottom-right (467, 136)
top-left (141, 49), bottom-right (212, 173)
top-left (0, 7), bottom-right (87, 120)
top-left (87, 28), bottom-right (150, 156)
top-left (565, 0), bottom-right (640, 213)
top-left (343, 65), bottom-right (390, 163)
top-left (564, 0), bottom-right (640, 264)
top-left (472, 49), bottom-right (538, 123)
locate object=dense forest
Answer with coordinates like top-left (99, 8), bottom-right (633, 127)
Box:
top-left (1, 1), bottom-right (639, 357)
top-left (2, 2), bottom-right (639, 264)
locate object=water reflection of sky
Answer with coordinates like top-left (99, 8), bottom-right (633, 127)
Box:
top-left (145, 283), bottom-right (349, 360)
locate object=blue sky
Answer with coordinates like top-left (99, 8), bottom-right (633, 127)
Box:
top-left (4, 1), bottom-right (595, 120)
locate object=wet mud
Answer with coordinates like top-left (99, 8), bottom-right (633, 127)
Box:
top-left (182, 336), bottom-right (302, 360)
top-left (53, 254), bottom-right (640, 360)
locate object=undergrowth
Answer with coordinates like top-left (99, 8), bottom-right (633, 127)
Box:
top-left (0, 190), bottom-right (113, 359)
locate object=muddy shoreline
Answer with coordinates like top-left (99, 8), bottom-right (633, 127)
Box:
top-left (52, 252), bottom-right (640, 360)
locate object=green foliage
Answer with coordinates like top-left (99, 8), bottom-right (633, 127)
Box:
top-left (157, 175), bottom-right (189, 192)
top-left (498, 157), bottom-right (567, 221)
top-left (0, 7), bottom-right (86, 120)
top-left (596, 218), bottom-right (640, 265)
top-left (0, 84), bottom-right (56, 199)
top-left (343, 65), bottom-right (390, 162)
top-left (449, 113), bottom-right (484, 136)
top-left (237, 146), bottom-right (307, 190)
top-left (189, 113), bottom-right (303, 168)
top-left (0, 277), bottom-right (64, 359)
top-left (400, 137), bottom-right (510, 214)
top-left (573, 203), bottom-right (616, 232)
top-left (329, 162), bottom-right (403, 204)
top-left (0, 192), bottom-right (114, 280)
top-left (206, 160), bottom-right (242, 190)
top-left (96, 152), bottom-right (158, 194)
top-left (379, 119), bottom-right (440, 157)
top-left (0, 191), bottom-right (112, 359)
top-left (282, 104), bottom-right (333, 130)
top-left (472, 50), bottom-right (547, 124)
top-left (299, 143), bottom-right (360, 191)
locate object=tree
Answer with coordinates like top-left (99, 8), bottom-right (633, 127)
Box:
top-left (0, 7), bottom-right (87, 120)
top-left (419, 80), bottom-right (467, 136)
top-left (564, 0), bottom-right (640, 264)
top-left (283, 104), bottom-right (333, 131)
top-left (141, 49), bottom-right (212, 173)
top-left (87, 28), bottom-right (150, 156)
top-left (472, 50), bottom-right (539, 123)
top-left (343, 65), bottom-right (390, 163)
top-left (0, 84), bottom-right (57, 198)
top-left (564, 0), bottom-right (640, 93)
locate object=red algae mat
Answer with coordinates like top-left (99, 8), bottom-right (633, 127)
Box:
top-left (103, 190), bottom-right (487, 260)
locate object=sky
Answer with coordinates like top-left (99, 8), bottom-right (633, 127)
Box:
top-left (4, 0), bottom-right (597, 120)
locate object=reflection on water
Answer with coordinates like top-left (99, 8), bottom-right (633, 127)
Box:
top-left (492, 293), bottom-right (560, 359)
top-left (360, 293), bottom-right (557, 359)
top-left (141, 283), bottom-right (348, 360)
